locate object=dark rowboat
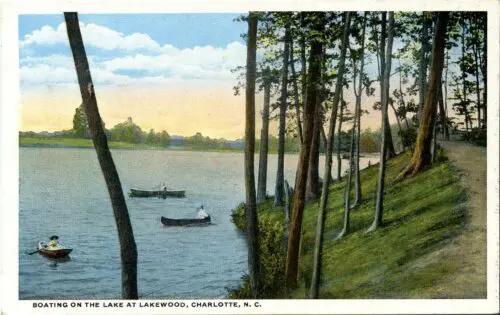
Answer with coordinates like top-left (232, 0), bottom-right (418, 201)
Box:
top-left (161, 215), bottom-right (211, 226)
top-left (129, 188), bottom-right (185, 198)
top-left (38, 241), bottom-right (73, 258)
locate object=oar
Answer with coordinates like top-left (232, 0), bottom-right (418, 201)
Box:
top-left (27, 249), bottom-right (40, 255)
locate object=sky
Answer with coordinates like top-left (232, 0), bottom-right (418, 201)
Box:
top-left (19, 13), bottom-right (407, 140)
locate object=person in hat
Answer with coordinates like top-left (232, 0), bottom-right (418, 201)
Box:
top-left (48, 235), bottom-right (59, 249)
top-left (197, 205), bottom-right (208, 219)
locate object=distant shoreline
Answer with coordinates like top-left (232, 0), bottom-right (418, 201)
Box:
top-left (19, 137), bottom-right (380, 156)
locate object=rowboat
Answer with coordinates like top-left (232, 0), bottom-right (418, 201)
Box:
top-left (161, 215), bottom-right (211, 226)
top-left (129, 188), bottom-right (186, 198)
top-left (38, 241), bottom-right (73, 258)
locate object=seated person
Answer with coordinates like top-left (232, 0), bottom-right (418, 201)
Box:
top-left (48, 235), bottom-right (59, 249)
top-left (197, 205), bottom-right (209, 219)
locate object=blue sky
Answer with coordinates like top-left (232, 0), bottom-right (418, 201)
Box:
top-left (19, 13), bottom-right (247, 49)
top-left (18, 13), bottom-right (253, 137)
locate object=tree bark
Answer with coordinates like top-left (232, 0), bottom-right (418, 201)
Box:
top-left (287, 12), bottom-right (326, 291)
top-left (472, 25), bottom-right (482, 128)
top-left (398, 12), bottom-right (449, 179)
top-left (418, 13), bottom-right (429, 122)
top-left (437, 83), bottom-right (449, 140)
top-left (257, 75), bottom-right (271, 205)
top-left (379, 12), bottom-right (396, 158)
top-left (368, 12), bottom-right (395, 232)
top-left (309, 12), bottom-right (350, 298)
top-left (274, 23), bottom-right (290, 207)
top-left (290, 38), bottom-right (303, 144)
top-left (460, 22), bottom-right (471, 132)
top-left (243, 12), bottom-right (261, 298)
top-left (353, 13), bottom-right (367, 208)
top-left (64, 12), bottom-right (138, 299)
top-left (336, 98), bottom-right (344, 181)
top-left (306, 88), bottom-right (323, 201)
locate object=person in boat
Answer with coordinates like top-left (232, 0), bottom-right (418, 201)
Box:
top-left (48, 235), bottom-right (59, 249)
top-left (197, 205), bottom-right (209, 219)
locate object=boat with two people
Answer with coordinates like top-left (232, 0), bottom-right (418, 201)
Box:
top-left (161, 205), bottom-right (211, 227)
top-left (129, 183), bottom-right (185, 198)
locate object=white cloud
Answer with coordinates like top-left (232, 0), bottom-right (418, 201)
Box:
top-left (20, 22), bottom-right (246, 90)
top-left (20, 22), bottom-right (160, 52)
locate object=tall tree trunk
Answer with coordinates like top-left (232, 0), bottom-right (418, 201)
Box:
top-left (305, 67), bottom-right (323, 201)
top-left (336, 98), bottom-right (344, 181)
top-left (338, 116), bottom-right (356, 238)
top-left (309, 12), bottom-right (350, 298)
top-left (418, 13), bottom-right (429, 122)
top-left (64, 12), bottom-right (138, 299)
top-left (460, 22), bottom-right (471, 132)
top-left (438, 82), bottom-right (449, 140)
top-left (300, 13), bottom-right (308, 128)
top-left (290, 38), bottom-right (303, 144)
top-left (368, 12), bottom-right (395, 232)
top-left (472, 29), bottom-right (482, 128)
top-left (398, 12), bottom-right (449, 179)
top-left (379, 12), bottom-right (396, 158)
top-left (243, 12), bottom-right (261, 298)
top-left (443, 51), bottom-right (450, 139)
top-left (274, 23), bottom-right (290, 207)
top-left (287, 12), bottom-right (325, 291)
top-left (353, 11), bottom-right (368, 208)
top-left (257, 76), bottom-right (271, 205)
top-left (481, 15), bottom-right (487, 126)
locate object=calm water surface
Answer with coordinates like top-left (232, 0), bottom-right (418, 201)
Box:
top-left (19, 148), bottom-right (377, 299)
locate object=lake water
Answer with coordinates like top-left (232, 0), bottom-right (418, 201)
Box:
top-left (19, 147), bottom-right (377, 299)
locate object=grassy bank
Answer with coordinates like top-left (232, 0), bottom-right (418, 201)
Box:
top-left (231, 151), bottom-right (467, 298)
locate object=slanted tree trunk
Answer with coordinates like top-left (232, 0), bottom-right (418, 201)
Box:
top-left (243, 12), bottom-right (261, 298)
top-left (368, 12), bottom-right (395, 232)
top-left (257, 74), bottom-right (271, 205)
top-left (287, 12), bottom-right (325, 291)
top-left (64, 12), bottom-right (138, 299)
top-left (274, 23), bottom-right (290, 207)
top-left (336, 97), bottom-right (344, 181)
top-left (309, 12), bottom-right (350, 298)
top-left (398, 12), bottom-right (449, 179)
top-left (290, 39), bottom-right (303, 144)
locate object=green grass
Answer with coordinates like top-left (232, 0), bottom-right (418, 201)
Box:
top-left (232, 151), bottom-right (467, 298)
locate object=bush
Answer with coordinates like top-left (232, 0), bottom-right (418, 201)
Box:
top-left (461, 127), bottom-right (486, 147)
top-left (228, 206), bottom-right (287, 298)
top-left (398, 126), bottom-right (417, 149)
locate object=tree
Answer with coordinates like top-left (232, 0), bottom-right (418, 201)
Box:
top-left (351, 12), bottom-right (368, 208)
top-left (244, 11), bottom-right (261, 298)
top-left (368, 12), bottom-right (395, 232)
top-left (72, 103), bottom-right (88, 138)
top-left (64, 12), bottom-right (138, 299)
top-left (309, 12), bottom-right (350, 298)
top-left (377, 12), bottom-right (396, 158)
top-left (398, 12), bottom-right (449, 178)
top-left (286, 12), bottom-right (325, 291)
top-left (274, 17), bottom-right (291, 207)
top-left (257, 69), bottom-right (272, 204)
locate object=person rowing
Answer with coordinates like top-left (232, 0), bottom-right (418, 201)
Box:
top-left (197, 205), bottom-right (209, 219)
top-left (48, 235), bottom-right (60, 249)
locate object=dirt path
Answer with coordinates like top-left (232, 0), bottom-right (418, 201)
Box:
top-left (427, 140), bottom-right (487, 298)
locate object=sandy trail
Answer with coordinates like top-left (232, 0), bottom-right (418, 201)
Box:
top-left (426, 140), bottom-right (487, 298)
